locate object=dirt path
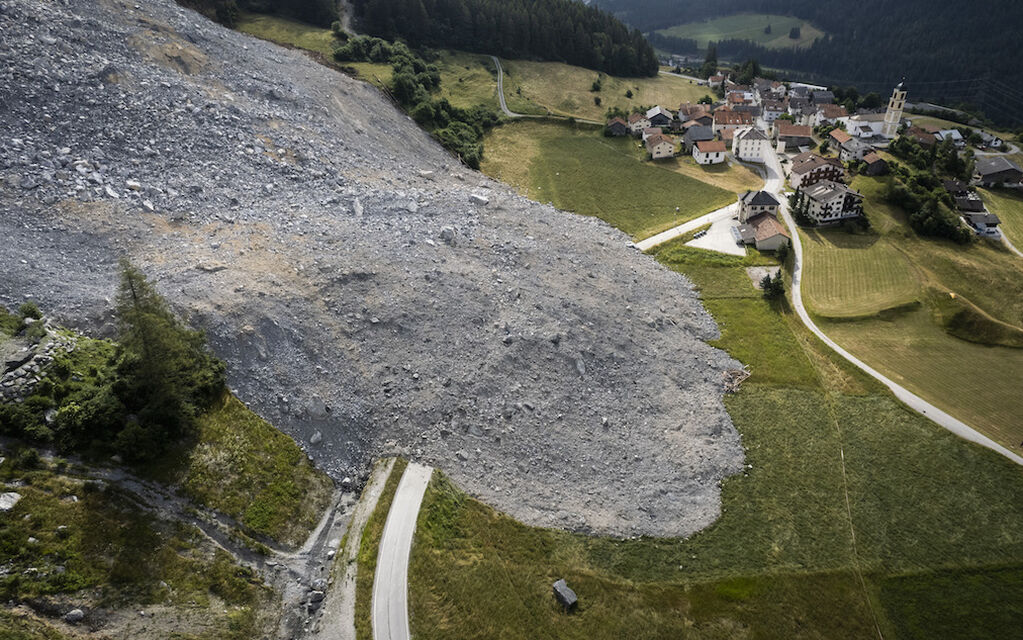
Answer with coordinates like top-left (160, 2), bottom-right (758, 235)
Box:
top-left (312, 458), bottom-right (396, 640)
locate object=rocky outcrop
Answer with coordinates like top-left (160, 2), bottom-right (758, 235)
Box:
top-left (0, 0), bottom-right (745, 537)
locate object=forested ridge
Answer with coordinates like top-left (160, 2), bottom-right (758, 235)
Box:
top-left (596, 0), bottom-right (1023, 124)
top-left (352, 0), bottom-right (659, 77)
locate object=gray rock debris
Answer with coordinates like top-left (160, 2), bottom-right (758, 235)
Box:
top-left (0, 0), bottom-right (744, 537)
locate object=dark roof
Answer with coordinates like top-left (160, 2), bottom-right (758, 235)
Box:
top-left (740, 190), bottom-right (780, 207)
top-left (736, 127), bottom-right (768, 141)
top-left (963, 211), bottom-right (1001, 225)
top-left (977, 156), bottom-right (1023, 177)
top-left (956, 197), bottom-right (986, 212)
top-left (684, 125), bottom-right (715, 142)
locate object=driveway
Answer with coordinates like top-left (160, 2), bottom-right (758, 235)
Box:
top-left (686, 214), bottom-right (745, 256)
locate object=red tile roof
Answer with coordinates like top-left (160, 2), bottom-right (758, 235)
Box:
top-left (696, 140), bottom-right (727, 153)
top-left (829, 128), bottom-right (852, 144)
top-left (777, 123), bottom-right (812, 137)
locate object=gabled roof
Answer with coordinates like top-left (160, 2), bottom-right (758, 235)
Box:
top-left (818, 103), bottom-right (848, 119)
top-left (976, 156), bottom-right (1023, 177)
top-left (749, 212), bottom-right (790, 241)
top-left (646, 106), bottom-right (674, 120)
top-left (607, 117), bottom-right (628, 127)
top-left (828, 129), bottom-right (852, 145)
top-left (862, 151), bottom-right (884, 165)
top-left (627, 113), bottom-right (648, 124)
top-left (696, 140), bottom-right (727, 153)
top-left (684, 125), bottom-right (715, 141)
top-left (777, 123), bottom-right (812, 137)
top-left (713, 110), bottom-right (753, 126)
top-left (740, 190), bottom-right (780, 207)
top-left (645, 134), bottom-right (674, 151)
top-left (790, 152), bottom-right (843, 175)
top-left (736, 127), bottom-right (768, 141)
top-left (963, 211), bottom-right (1001, 225)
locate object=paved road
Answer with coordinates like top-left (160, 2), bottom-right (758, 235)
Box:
top-left (372, 462), bottom-right (434, 640)
top-left (658, 69), bottom-right (707, 85)
top-left (761, 150), bottom-right (1023, 467)
top-left (491, 56), bottom-right (602, 125)
top-left (1003, 234), bottom-right (1023, 258)
top-left (634, 203), bottom-right (738, 251)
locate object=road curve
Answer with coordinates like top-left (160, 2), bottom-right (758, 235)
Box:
top-left (491, 56), bottom-right (602, 125)
top-left (372, 462), bottom-right (434, 640)
top-left (634, 203), bottom-right (737, 251)
top-left (1002, 234), bottom-right (1023, 258)
top-left (763, 149), bottom-right (1023, 467)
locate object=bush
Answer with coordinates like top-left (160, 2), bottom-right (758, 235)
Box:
top-left (18, 302), bottom-right (42, 320)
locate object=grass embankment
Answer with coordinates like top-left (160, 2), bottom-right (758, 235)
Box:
top-left (482, 120), bottom-right (734, 240)
top-left (354, 457), bottom-right (408, 640)
top-left (409, 241), bottom-right (1023, 639)
top-left (797, 175), bottom-right (1023, 448)
top-left (656, 13), bottom-right (826, 50)
top-left (150, 393), bottom-right (334, 548)
top-left (499, 59), bottom-right (708, 121)
top-left (980, 187), bottom-right (1023, 248)
top-left (0, 450), bottom-right (271, 639)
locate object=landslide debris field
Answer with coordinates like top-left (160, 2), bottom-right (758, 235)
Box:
top-left (0, 0), bottom-right (744, 537)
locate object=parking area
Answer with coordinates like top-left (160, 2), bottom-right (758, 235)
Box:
top-left (686, 215), bottom-right (747, 256)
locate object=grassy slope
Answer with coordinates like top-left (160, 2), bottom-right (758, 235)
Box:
top-left (354, 457), bottom-right (408, 640)
top-left (980, 187), bottom-right (1023, 248)
top-left (409, 239), bottom-right (1023, 639)
top-left (500, 59), bottom-right (709, 121)
top-left (151, 393), bottom-right (334, 548)
top-left (656, 13), bottom-right (825, 50)
top-left (481, 121), bottom-right (735, 240)
top-left (802, 176), bottom-right (1023, 448)
top-left (0, 452), bottom-right (270, 639)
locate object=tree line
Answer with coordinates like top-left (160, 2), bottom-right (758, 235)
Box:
top-left (175, 0), bottom-right (338, 28)
top-left (351, 0), bottom-right (659, 77)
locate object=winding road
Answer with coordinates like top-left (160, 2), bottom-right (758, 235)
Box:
top-left (371, 462), bottom-right (434, 640)
top-left (643, 149), bottom-right (1023, 467)
top-left (491, 56), bottom-right (602, 125)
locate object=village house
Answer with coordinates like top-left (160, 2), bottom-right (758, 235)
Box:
top-left (841, 113), bottom-right (887, 139)
top-left (814, 103), bottom-right (849, 127)
top-left (642, 127), bottom-right (663, 142)
top-left (962, 211), bottom-right (1002, 237)
top-left (787, 96), bottom-right (812, 119)
top-left (605, 117), bottom-right (629, 137)
top-left (733, 127), bottom-right (769, 163)
top-left (861, 151), bottom-right (888, 176)
top-left (935, 129), bottom-right (966, 148)
top-left (683, 125), bottom-right (715, 152)
top-left (775, 122), bottom-right (813, 150)
top-left (945, 179), bottom-right (1003, 236)
top-left (686, 112), bottom-right (714, 128)
top-left (734, 191), bottom-right (788, 251)
top-left (738, 190), bottom-right (780, 222)
top-left (975, 157), bottom-right (1023, 186)
top-left (789, 151), bottom-right (845, 188)
top-left (708, 74), bottom-right (726, 88)
top-left (761, 99), bottom-right (787, 124)
top-left (678, 102), bottom-right (707, 121)
top-left (628, 112), bottom-right (651, 135)
top-left (646, 106), bottom-right (674, 128)
top-left (693, 140), bottom-right (727, 165)
top-left (838, 136), bottom-right (873, 162)
top-left (905, 126), bottom-right (937, 147)
top-left (811, 89), bottom-right (835, 104)
top-left (801, 180), bottom-right (864, 225)
top-left (713, 110), bottom-right (754, 136)
top-left (646, 133), bottom-right (676, 160)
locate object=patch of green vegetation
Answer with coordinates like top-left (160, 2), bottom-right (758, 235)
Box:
top-left (656, 13), bottom-right (825, 50)
top-left (355, 457), bottom-right (407, 640)
top-left (0, 451), bottom-right (269, 637)
top-left (483, 121), bottom-right (733, 240)
top-left (979, 187), bottom-right (1023, 248)
top-left (148, 393), bottom-right (333, 548)
top-left (0, 609), bottom-right (72, 640)
top-left (879, 566), bottom-right (1023, 640)
top-left (408, 235), bottom-right (1023, 638)
top-left (235, 11), bottom-right (336, 56)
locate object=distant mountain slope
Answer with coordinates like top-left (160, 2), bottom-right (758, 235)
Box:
top-left (596, 0), bottom-right (1023, 124)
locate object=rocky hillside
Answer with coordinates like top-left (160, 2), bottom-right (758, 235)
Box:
top-left (0, 0), bottom-right (744, 537)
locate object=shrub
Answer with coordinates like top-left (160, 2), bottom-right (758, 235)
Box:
top-left (18, 302), bottom-right (42, 320)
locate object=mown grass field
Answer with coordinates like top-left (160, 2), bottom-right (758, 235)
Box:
top-left (409, 239), bottom-right (1023, 639)
top-left (793, 175), bottom-right (1023, 449)
top-left (656, 13), bottom-right (826, 50)
top-left (236, 11), bottom-right (336, 56)
top-left (482, 121), bottom-right (734, 239)
top-left (980, 187), bottom-right (1023, 248)
top-left (799, 229), bottom-right (921, 317)
top-left (500, 59), bottom-right (709, 122)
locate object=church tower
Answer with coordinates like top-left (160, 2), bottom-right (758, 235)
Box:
top-left (882, 80), bottom-right (907, 139)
